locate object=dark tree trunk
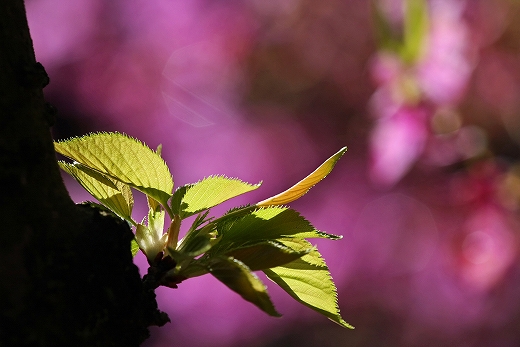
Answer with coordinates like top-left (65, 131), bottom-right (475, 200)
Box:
top-left (0, 1), bottom-right (167, 346)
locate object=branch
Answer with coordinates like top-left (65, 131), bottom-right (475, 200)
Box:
top-left (0, 1), bottom-right (166, 345)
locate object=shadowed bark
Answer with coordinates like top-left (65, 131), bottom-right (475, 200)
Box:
top-left (0, 1), bottom-right (167, 346)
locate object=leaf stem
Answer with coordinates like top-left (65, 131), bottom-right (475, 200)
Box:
top-left (164, 203), bottom-right (174, 220)
top-left (127, 217), bottom-right (138, 227)
top-left (166, 214), bottom-right (181, 250)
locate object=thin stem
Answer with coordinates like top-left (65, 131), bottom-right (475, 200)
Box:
top-left (166, 214), bottom-right (181, 250)
top-left (126, 217), bottom-right (138, 227)
top-left (164, 203), bottom-right (174, 220)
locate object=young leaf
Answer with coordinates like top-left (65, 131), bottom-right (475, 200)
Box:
top-left (59, 161), bottom-right (134, 222)
top-left (208, 256), bottom-right (281, 317)
top-left (178, 175), bottom-right (261, 218)
top-left (148, 207), bottom-right (166, 241)
top-left (177, 233), bottom-right (214, 257)
top-left (176, 210), bottom-right (212, 248)
top-left (147, 195), bottom-right (162, 214)
top-left (54, 132), bottom-right (173, 207)
top-left (161, 255), bottom-right (208, 285)
top-left (170, 184), bottom-right (192, 215)
top-left (212, 206), bottom-right (340, 254)
top-left (135, 219), bottom-right (166, 263)
top-left (263, 239), bottom-right (353, 329)
top-left (225, 239), bottom-right (311, 271)
top-left (176, 223), bottom-right (217, 257)
top-left (131, 239), bottom-right (140, 257)
top-left (256, 147), bottom-right (347, 207)
top-left (74, 162), bottom-right (121, 190)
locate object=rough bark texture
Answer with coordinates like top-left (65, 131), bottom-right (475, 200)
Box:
top-left (0, 1), bottom-right (167, 346)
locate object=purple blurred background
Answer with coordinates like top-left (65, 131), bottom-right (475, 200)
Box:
top-left (27, 0), bottom-right (520, 346)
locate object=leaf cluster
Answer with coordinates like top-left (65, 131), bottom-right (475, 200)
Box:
top-left (55, 132), bottom-right (353, 329)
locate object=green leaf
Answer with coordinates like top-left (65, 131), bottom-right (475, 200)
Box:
top-left (225, 239), bottom-right (311, 271)
top-left (257, 147), bottom-right (347, 207)
top-left (54, 132), bottom-right (173, 207)
top-left (170, 184), bottom-right (192, 215)
top-left (140, 206), bottom-right (167, 262)
top-left (212, 207), bottom-right (340, 254)
top-left (263, 239), bottom-right (353, 329)
top-left (131, 239), bottom-right (140, 257)
top-left (177, 210), bottom-right (211, 243)
top-left (179, 175), bottom-right (261, 218)
top-left (148, 207), bottom-right (166, 240)
top-left (163, 254), bottom-right (208, 281)
top-left (166, 247), bottom-right (193, 268)
top-left (401, 0), bottom-right (429, 64)
top-left (177, 223), bottom-right (216, 257)
top-left (74, 163), bottom-right (121, 190)
top-left (178, 234), bottom-right (214, 256)
top-left (59, 161), bottom-right (134, 222)
top-left (208, 256), bottom-right (281, 317)
top-left (135, 218), bottom-right (166, 263)
top-left (147, 195), bottom-right (162, 214)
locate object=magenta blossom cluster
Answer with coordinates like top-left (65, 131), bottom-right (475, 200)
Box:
top-left (369, 0), bottom-right (475, 185)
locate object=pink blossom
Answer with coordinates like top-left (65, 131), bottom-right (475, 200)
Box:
top-left (368, 0), bottom-right (475, 185)
top-left (456, 206), bottom-right (517, 290)
top-left (369, 106), bottom-right (429, 185)
top-left (416, 0), bottom-right (474, 105)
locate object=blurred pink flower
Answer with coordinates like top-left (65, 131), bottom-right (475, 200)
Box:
top-left (369, 106), bottom-right (429, 185)
top-left (449, 161), bottom-right (519, 290)
top-left (368, 0), bottom-right (475, 185)
top-left (456, 206), bottom-right (517, 290)
top-left (416, 0), bottom-right (474, 106)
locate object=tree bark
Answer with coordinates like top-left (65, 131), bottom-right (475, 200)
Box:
top-left (0, 1), bottom-right (166, 346)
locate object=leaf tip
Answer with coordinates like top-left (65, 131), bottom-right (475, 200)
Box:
top-left (336, 319), bottom-right (355, 329)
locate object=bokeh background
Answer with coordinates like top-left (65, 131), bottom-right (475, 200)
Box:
top-left (26, 0), bottom-right (520, 346)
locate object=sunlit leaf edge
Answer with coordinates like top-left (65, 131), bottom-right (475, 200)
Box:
top-left (263, 239), bottom-right (353, 329)
top-left (179, 175), bottom-right (261, 218)
top-left (59, 161), bottom-right (134, 221)
top-left (256, 147), bottom-right (347, 207)
top-left (54, 132), bottom-right (173, 206)
top-left (208, 256), bottom-right (281, 317)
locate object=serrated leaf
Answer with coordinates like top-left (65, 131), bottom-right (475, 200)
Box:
top-left (177, 223), bottom-right (216, 257)
top-left (174, 211), bottom-right (215, 258)
top-left (213, 207), bottom-right (340, 254)
top-left (208, 256), bottom-right (281, 317)
top-left (225, 240), bottom-right (311, 271)
top-left (59, 161), bottom-right (134, 221)
top-left (263, 239), bottom-right (353, 329)
top-left (74, 163), bottom-right (121, 190)
top-left (178, 234), bottom-right (214, 256)
top-left (54, 132), bottom-right (173, 207)
top-left (170, 184), bottom-right (192, 215)
top-left (179, 175), bottom-right (261, 218)
top-left (257, 147), bottom-right (347, 207)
